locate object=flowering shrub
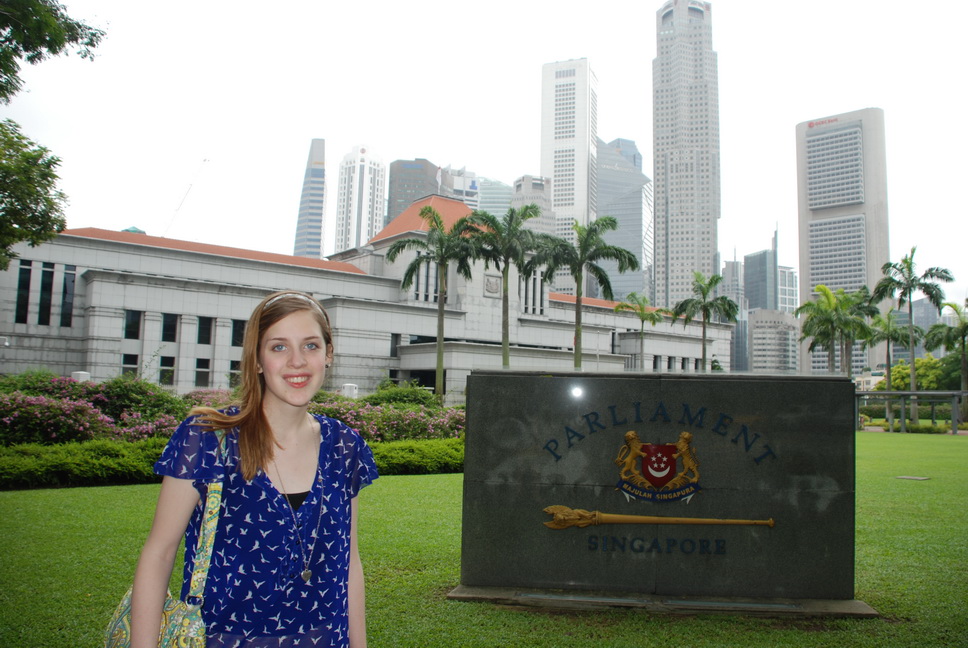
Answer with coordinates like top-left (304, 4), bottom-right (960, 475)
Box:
top-left (112, 412), bottom-right (182, 442)
top-left (0, 393), bottom-right (116, 445)
top-left (98, 376), bottom-right (189, 422)
top-left (183, 389), bottom-right (235, 410)
top-left (309, 400), bottom-right (464, 444)
top-left (0, 370), bottom-right (109, 407)
top-left (0, 373), bottom-right (464, 448)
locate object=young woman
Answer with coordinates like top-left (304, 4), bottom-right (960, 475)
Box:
top-left (130, 291), bottom-right (378, 647)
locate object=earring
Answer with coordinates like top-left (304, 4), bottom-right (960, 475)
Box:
top-left (325, 363), bottom-right (332, 368)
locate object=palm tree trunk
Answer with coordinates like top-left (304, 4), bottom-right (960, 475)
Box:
top-left (501, 264), bottom-right (510, 368)
top-left (435, 262), bottom-right (447, 405)
top-left (639, 325), bottom-right (646, 373)
top-left (700, 319), bottom-right (708, 373)
top-left (908, 301), bottom-right (919, 424)
top-left (574, 277), bottom-right (583, 370)
top-left (961, 339), bottom-right (968, 422)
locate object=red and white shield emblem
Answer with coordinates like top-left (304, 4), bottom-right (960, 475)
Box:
top-left (642, 443), bottom-right (677, 488)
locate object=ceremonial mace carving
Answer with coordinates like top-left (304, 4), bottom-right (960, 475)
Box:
top-left (543, 505), bottom-right (775, 529)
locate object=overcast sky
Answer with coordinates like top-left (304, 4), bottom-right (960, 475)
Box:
top-left (7, 0), bottom-right (968, 304)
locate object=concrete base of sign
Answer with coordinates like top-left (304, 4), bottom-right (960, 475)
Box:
top-left (448, 585), bottom-right (879, 618)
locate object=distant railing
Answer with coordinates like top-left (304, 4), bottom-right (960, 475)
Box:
top-left (855, 390), bottom-right (966, 434)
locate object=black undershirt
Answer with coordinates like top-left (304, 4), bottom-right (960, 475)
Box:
top-left (284, 490), bottom-right (310, 511)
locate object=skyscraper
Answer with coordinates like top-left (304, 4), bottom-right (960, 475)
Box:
top-left (386, 159), bottom-right (441, 226)
top-left (797, 109), bottom-right (890, 296)
top-left (652, 0), bottom-right (721, 308)
top-left (796, 107), bottom-right (890, 373)
top-left (596, 137), bottom-right (653, 301)
top-left (334, 146), bottom-right (387, 254)
top-left (541, 58), bottom-right (598, 294)
top-left (478, 177), bottom-right (513, 220)
top-left (292, 139), bottom-right (326, 258)
top-left (744, 231), bottom-right (779, 312)
top-left (510, 175), bottom-right (556, 236)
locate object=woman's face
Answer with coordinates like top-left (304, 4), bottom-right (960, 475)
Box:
top-left (258, 309), bottom-right (333, 414)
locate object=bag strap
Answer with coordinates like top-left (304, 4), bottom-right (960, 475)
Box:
top-left (185, 429), bottom-right (229, 605)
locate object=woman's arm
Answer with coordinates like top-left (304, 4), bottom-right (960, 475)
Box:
top-left (347, 497), bottom-right (367, 648)
top-left (129, 476), bottom-right (200, 648)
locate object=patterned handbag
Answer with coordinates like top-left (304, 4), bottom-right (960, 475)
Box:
top-left (104, 477), bottom-right (223, 648)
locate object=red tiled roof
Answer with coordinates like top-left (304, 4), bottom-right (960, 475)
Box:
top-left (549, 292), bottom-right (621, 309)
top-left (61, 228), bottom-right (367, 275)
top-left (368, 195), bottom-right (473, 244)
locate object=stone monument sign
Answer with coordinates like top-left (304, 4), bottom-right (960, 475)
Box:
top-left (450, 371), bottom-right (875, 616)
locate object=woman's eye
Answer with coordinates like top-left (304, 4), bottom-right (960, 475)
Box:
top-left (306, 342), bottom-right (319, 350)
top-left (271, 344), bottom-right (286, 352)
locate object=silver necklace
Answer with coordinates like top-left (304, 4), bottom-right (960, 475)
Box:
top-left (272, 425), bottom-right (324, 584)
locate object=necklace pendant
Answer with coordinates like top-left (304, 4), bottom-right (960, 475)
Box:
top-left (301, 569), bottom-right (312, 583)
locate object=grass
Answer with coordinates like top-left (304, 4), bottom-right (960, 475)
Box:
top-left (1, 432), bottom-right (966, 647)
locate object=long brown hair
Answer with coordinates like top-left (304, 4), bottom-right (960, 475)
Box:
top-left (190, 290), bottom-right (333, 480)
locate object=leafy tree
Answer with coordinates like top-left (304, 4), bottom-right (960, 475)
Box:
top-left (671, 272), bottom-right (739, 373)
top-left (614, 292), bottom-right (667, 372)
top-left (924, 300), bottom-right (968, 419)
top-left (538, 217), bottom-right (638, 369)
top-left (0, 119), bottom-right (67, 269)
top-left (0, 1), bottom-right (104, 267)
top-left (469, 204), bottom-right (541, 368)
top-left (872, 247), bottom-right (953, 422)
top-left (878, 356), bottom-right (944, 392)
top-left (0, 0), bottom-right (105, 103)
top-left (385, 206), bottom-right (478, 403)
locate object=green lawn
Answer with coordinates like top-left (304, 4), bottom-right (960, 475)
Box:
top-left (1, 432), bottom-right (966, 647)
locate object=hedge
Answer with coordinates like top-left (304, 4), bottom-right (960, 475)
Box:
top-left (0, 437), bottom-right (463, 490)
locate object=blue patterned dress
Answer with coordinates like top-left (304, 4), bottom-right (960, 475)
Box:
top-left (155, 412), bottom-right (378, 647)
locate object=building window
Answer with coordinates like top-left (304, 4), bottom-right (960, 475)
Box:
top-left (231, 320), bottom-right (246, 347)
top-left (15, 260), bottom-right (31, 324)
top-left (390, 333), bottom-right (401, 358)
top-left (124, 310), bottom-right (143, 340)
top-left (122, 354), bottom-right (139, 378)
top-left (197, 316), bottom-right (213, 345)
top-left (162, 313), bottom-right (178, 342)
top-left (195, 358), bottom-right (211, 388)
top-left (159, 356), bottom-right (175, 386)
top-left (60, 265), bottom-right (75, 327)
top-left (38, 262), bottom-right (54, 325)
top-left (229, 360), bottom-right (241, 387)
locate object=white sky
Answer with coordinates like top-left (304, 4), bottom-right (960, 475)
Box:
top-left (7, 0), bottom-right (968, 303)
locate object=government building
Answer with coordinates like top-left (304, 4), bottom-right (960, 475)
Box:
top-left (1, 196), bottom-right (732, 404)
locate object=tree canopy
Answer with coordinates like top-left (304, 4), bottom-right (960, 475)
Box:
top-left (0, 0), bottom-right (104, 268)
top-left (0, 119), bottom-right (67, 270)
top-left (0, 0), bottom-right (105, 102)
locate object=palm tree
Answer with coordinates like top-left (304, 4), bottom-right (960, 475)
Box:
top-left (797, 285), bottom-right (877, 378)
top-left (925, 300), bottom-right (968, 420)
top-left (469, 204), bottom-right (541, 368)
top-left (837, 287), bottom-right (877, 380)
top-left (796, 285), bottom-right (839, 374)
top-left (671, 272), bottom-right (739, 373)
top-left (872, 247), bottom-right (953, 422)
top-left (865, 308), bottom-right (908, 391)
top-left (385, 206), bottom-right (478, 403)
top-left (614, 292), bottom-right (667, 372)
top-left (539, 217), bottom-right (638, 369)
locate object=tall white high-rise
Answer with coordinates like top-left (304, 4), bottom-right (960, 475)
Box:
top-left (293, 139), bottom-right (326, 258)
top-left (796, 107), bottom-right (890, 374)
top-left (652, 0), bottom-right (721, 308)
top-left (540, 58), bottom-right (598, 294)
top-left (334, 145), bottom-right (387, 253)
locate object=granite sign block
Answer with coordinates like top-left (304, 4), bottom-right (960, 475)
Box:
top-left (456, 371), bottom-right (858, 601)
